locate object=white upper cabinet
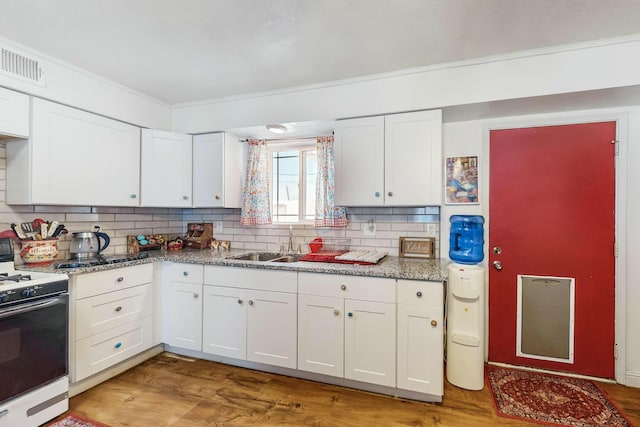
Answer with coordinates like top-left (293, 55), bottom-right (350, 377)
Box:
top-left (141, 129), bottom-right (193, 207)
top-left (193, 132), bottom-right (245, 208)
top-left (0, 87), bottom-right (29, 138)
top-left (6, 98), bottom-right (141, 206)
top-left (334, 116), bottom-right (385, 206)
top-left (335, 109), bottom-right (442, 206)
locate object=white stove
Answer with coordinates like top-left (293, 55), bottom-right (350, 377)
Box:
top-left (0, 261), bottom-right (68, 306)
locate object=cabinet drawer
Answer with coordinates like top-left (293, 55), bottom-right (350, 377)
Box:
top-left (169, 263), bottom-right (204, 284)
top-left (75, 284), bottom-right (152, 340)
top-left (298, 272), bottom-right (395, 303)
top-left (397, 280), bottom-right (443, 308)
top-left (205, 266), bottom-right (297, 293)
top-left (74, 264), bottom-right (153, 299)
top-left (74, 316), bottom-right (153, 381)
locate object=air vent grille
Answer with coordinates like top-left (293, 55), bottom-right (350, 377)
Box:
top-left (1, 48), bottom-right (45, 86)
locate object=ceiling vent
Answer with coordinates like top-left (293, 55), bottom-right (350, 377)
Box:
top-left (1, 47), bottom-right (45, 87)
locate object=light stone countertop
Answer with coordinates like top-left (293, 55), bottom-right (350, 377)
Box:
top-left (19, 249), bottom-right (450, 282)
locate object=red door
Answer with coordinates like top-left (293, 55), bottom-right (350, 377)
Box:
top-left (488, 122), bottom-right (616, 378)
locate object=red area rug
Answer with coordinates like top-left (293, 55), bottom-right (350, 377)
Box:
top-left (486, 366), bottom-right (632, 426)
top-left (45, 413), bottom-right (110, 427)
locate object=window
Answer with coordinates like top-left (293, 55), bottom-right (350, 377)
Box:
top-left (270, 143), bottom-right (317, 223)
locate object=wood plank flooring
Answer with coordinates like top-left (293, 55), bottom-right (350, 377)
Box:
top-left (60, 352), bottom-right (640, 426)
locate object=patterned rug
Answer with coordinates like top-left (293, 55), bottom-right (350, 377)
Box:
top-left (45, 413), bottom-right (110, 427)
top-left (486, 366), bottom-right (633, 426)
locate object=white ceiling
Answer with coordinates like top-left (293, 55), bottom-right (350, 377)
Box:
top-left (1, 0), bottom-right (640, 105)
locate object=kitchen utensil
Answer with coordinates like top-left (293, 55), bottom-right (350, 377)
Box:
top-left (69, 227), bottom-right (110, 259)
top-left (11, 223), bottom-right (27, 240)
top-left (51, 224), bottom-right (65, 238)
top-left (40, 223), bottom-right (49, 239)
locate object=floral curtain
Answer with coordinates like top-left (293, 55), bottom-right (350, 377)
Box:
top-left (315, 135), bottom-right (347, 227)
top-left (240, 139), bottom-right (272, 225)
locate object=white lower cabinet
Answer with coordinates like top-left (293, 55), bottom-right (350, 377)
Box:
top-left (70, 264), bottom-right (154, 383)
top-left (344, 299), bottom-right (396, 387)
top-left (298, 272), bottom-right (396, 387)
top-left (203, 267), bottom-right (297, 369)
top-left (164, 263), bottom-right (203, 351)
top-left (396, 280), bottom-right (444, 395)
top-left (297, 294), bottom-right (344, 377)
top-left (202, 285), bottom-right (247, 359)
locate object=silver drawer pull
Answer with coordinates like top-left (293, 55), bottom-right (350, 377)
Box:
top-left (115, 306), bottom-right (122, 312)
top-left (183, 271), bottom-right (189, 276)
top-left (237, 299), bottom-right (243, 304)
top-left (248, 300), bottom-right (254, 306)
top-left (416, 291), bottom-right (422, 297)
top-left (340, 284), bottom-right (347, 291)
top-left (117, 277), bottom-right (124, 283)
top-left (193, 293), bottom-right (199, 298)
top-left (333, 309), bottom-right (340, 316)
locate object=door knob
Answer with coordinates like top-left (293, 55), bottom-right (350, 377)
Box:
top-left (493, 260), bottom-right (503, 271)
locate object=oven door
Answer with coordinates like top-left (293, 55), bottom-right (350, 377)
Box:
top-left (0, 294), bottom-right (68, 404)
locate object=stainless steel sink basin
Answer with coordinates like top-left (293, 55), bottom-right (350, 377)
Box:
top-left (228, 252), bottom-right (304, 263)
top-left (270, 254), bottom-right (305, 263)
top-left (229, 252), bottom-right (282, 262)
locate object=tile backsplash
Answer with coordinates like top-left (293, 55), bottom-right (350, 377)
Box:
top-left (1, 146), bottom-right (440, 262)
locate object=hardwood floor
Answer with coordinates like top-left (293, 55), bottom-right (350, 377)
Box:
top-left (61, 352), bottom-right (640, 426)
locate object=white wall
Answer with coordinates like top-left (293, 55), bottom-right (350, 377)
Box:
top-left (173, 36), bottom-right (640, 133)
top-left (0, 36), bottom-right (171, 129)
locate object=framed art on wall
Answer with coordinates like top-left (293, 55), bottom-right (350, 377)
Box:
top-left (445, 156), bottom-right (479, 204)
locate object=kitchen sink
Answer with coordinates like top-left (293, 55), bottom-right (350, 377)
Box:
top-left (228, 252), bottom-right (304, 263)
top-left (229, 252), bottom-right (283, 262)
top-left (270, 254), bottom-right (305, 263)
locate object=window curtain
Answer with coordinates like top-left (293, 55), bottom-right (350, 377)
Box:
top-left (240, 139), bottom-right (272, 225)
top-left (315, 135), bottom-right (347, 227)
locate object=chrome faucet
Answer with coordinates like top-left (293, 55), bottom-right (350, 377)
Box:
top-left (287, 225), bottom-right (294, 253)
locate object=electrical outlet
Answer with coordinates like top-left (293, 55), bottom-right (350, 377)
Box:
top-left (214, 221), bottom-right (223, 234)
top-left (363, 220), bottom-right (376, 236)
top-left (426, 223), bottom-right (437, 236)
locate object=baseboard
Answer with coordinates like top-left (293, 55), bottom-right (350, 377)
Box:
top-left (69, 344), bottom-right (164, 397)
top-left (625, 371), bottom-right (640, 388)
top-left (487, 361), bottom-right (617, 384)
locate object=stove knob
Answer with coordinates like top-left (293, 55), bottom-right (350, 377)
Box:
top-left (0, 293), bottom-right (8, 303)
top-left (22, 288), bottom-right (36, 298)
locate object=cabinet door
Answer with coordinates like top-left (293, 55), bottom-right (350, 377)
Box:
top-left (298, 294), bottom-right (344, 377)
top-left (344, 300), bottom-right (396, 387)
top-left (202, 285), bottom-right (247, 359)
top-left (0, 87), bottom-right (29, 138)
top-left (165, 281), bottom-right (202, 351)
top-left (141, 129), bottom-right (192, 207)
top-left (334, 116), bottom-right (385, 206)
top-left (11, 98), bottom-right (140, 206)
top-left (247, 290), bottom-right (297, 369)
top-left (193, 132), bottom-right (244, 208)
top-left (397, 305), bottom-right (443, 395)
top-left (384, 110), bottom-right (442, 206)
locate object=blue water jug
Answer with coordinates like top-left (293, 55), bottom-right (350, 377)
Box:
top-left (449, 215), bottom-right (484, 264)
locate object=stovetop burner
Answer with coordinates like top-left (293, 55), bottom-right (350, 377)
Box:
top-left (0, 272), bottom-right (32, 282)
top-left (54, 252), bottom-right (150, 269)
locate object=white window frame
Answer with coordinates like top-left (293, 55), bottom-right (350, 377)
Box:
top-left (268, 140), bottom-right (316, 224)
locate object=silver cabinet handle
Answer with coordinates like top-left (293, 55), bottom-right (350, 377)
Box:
top-left (237, 299), bottom-right (243, 304)
top-left (416, 291), bottom-right (422, 297)
top-left (248, 300), bottom-right (254, 306)
top-left (388, 191), bottom-right (393, 197)
top-left (493, 260), bottom-right (503, 271)
top-left (115, 306), bottom-right (122, 312)
top-left (374, 192), bottom-right (380, 197)
top-left (333, 309), bottom-right (340, 316)
top-left (215, 195), bottom-right (221, 200)
top-left (117, 277), bottom-right (124, 282)
top-left (347, 312), bottom-right (353, 318)
top-left (130, 194), bottom-right (137, 199)
top-left (182, 195), bottom-right (189, 200)
top-left (193, 293), bottom-right (199, 298)
top-left (340, 284), bottom-right (347, 291)
top-left (183, 271), bottom-right (189, 276)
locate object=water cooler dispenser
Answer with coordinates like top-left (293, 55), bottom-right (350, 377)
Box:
top-left (446, 215), bottom-right (485, 391)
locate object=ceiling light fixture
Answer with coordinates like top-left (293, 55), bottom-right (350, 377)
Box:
top-left (266, 124), bottom-right (287, 134)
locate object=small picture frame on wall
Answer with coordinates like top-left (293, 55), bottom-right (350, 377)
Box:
top-left (445, 156), bottom-right (479, 204)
